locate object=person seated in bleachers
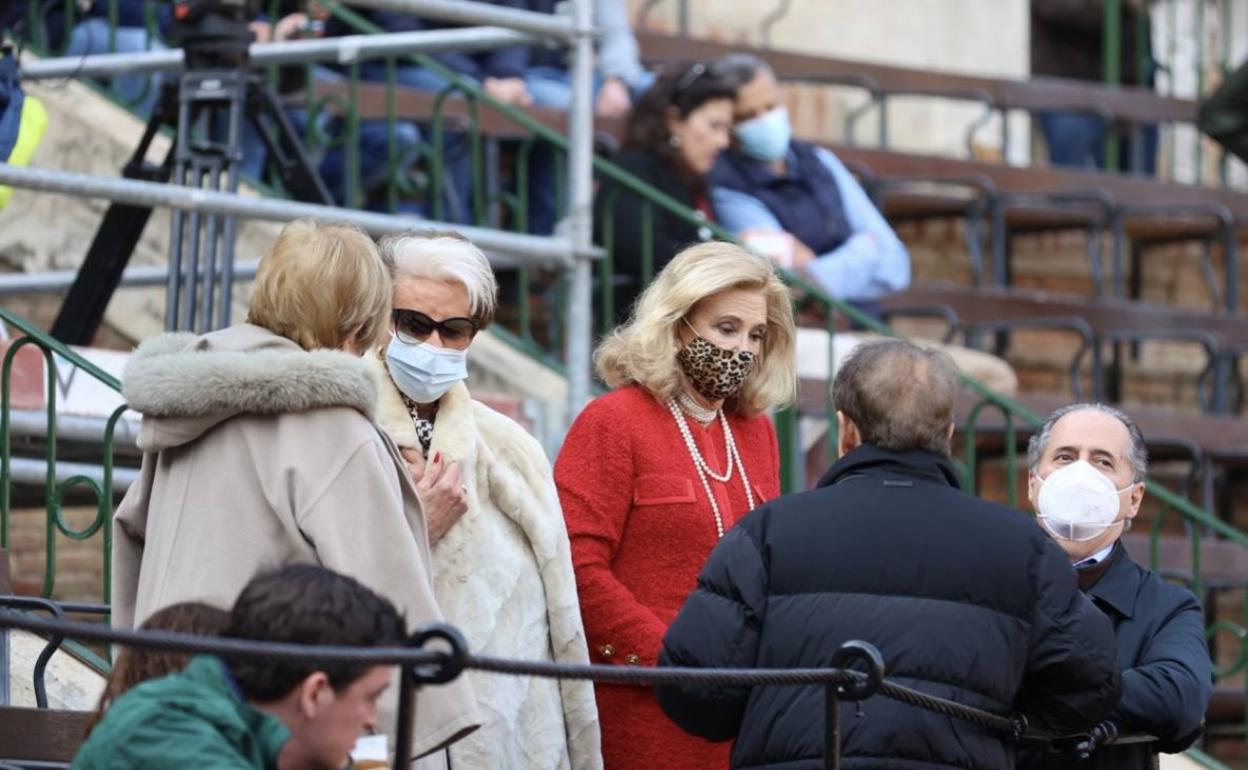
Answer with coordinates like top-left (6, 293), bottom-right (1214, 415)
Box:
top-left (522, 0), bottom-right (655, 234)
top-left (707, 53), bottom-right (1018, 395)
top-left (593, 63), bottom-right (735, 324)
top-left (326, 1), bottom-right (532, 223)
top-left (72, 565), bottom-right (407, 770)
top-left (707, 53), bottom-right (909, 320)
top-left (110, 219), bottom-right (479, 761)
top-left (1020, 403), bottom-right (1212, 770)
top-left (3, 0), bottom-right (167, 115)
top-left (523, 0), bottom-right (653, 116)
top-left (1031, 0), bottom-right (1157, 175)
top-left (85, 601), bottom-right (230, 738)
top-left (233, 1), bottom-right (421, 210)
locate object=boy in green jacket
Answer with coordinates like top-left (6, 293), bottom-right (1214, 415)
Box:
top-left (73, 565), bottom-right (407, 770)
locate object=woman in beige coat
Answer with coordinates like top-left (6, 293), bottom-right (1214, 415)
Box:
top-left (371, 230), bottom-right (602, 770)
top-left (110, 220), bottom-right (479, 760)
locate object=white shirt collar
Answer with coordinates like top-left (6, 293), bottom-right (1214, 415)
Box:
top-left (1074, 543), bottom-right (1116, 568)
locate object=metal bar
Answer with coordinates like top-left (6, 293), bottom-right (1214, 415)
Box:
top-left (0, 164), bottom-right (595, 267)
top-left (7, 410), bottom-right (140, 447)
top-left (1103, 0), bottom-right (1122, 171)
top-left (825, 686), bottom-right (842, 770)
top-left (7, 457), bottom-right (140, 492)
top-left (1195, 0), bottom-right (1206, 178)
top-left (774, 405), bottom-right (801, 494)
top-left (20, 28), bottom-right (543, 80)
top-left (564, 0), bottom-right (595, 417)
top-left (0, 262), bottom-right (258, 295)
top-left (343, 0), bottom-right (576, 40)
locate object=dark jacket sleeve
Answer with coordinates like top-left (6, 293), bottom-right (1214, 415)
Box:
top-left (656, 520), bottom-right (769, 742)
top-left (1199, 59), bottom-right (1248, 165)
top-left (598, 153), bottom-right (697, 286)
top-left (1015, 539), bottom-right (1122, 735)
top-left (1114, 588), bottom-right (1212, 747)
top-left (480, 0), bottom-right (530, 79)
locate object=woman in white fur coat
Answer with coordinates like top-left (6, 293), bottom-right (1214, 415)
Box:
top-left (370, 230), bottom-right (602, 770)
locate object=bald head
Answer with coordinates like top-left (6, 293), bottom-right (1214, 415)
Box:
top-left (832, 340), bottom-right (961, 456)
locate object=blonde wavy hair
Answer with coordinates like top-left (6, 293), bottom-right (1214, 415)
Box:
top-left (247, 220), bottom-right (391, 352)
top-left (595, 242), bottom-right (797, 416)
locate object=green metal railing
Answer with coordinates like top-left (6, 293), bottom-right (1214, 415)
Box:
top-left (1, 310), bottom-right (124, 609)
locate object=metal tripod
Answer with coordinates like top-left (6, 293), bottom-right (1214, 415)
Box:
top-left (51, 63), bottom-right (332, 343)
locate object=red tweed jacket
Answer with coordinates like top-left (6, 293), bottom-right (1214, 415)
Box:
top-left (555, 385), bottom-right (781, 770)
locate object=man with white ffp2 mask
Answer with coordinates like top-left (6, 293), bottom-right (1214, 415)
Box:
top-left (1022, 403), bottom-right (1212, 770)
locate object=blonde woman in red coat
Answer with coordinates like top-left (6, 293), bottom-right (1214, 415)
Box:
top-left (554, 242), bottom-right (797, 769)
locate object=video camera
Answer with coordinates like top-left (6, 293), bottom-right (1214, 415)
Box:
top-left (167, 0), bottom-right (264, 69)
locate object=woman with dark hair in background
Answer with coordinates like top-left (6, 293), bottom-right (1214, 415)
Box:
top-left (85, 602), bottom-right (231, 737)
top-left (594, 63), bottom-right (736, 324)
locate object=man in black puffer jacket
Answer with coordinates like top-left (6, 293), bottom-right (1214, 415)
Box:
top-left (657, 339), bottom-right (1121, 770)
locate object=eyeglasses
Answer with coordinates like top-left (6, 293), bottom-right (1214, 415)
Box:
top-left (675, 62), bottom-right (707, 93)
top-left (391, 308), bottom-right (479, 349)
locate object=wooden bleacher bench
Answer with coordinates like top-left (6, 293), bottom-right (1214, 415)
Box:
top-left (879, 282), bottom-right (1248, 413)
top-left (0, 705), bottom-right (91, 765)
top-left (843, 146), bottom-right (1244, 309)
top-left (304, 80), bottom-right (626, 146)
top-left (636, 30), bottom-right (1198, 152)
top-left (315, 76), bottom-right (1244, 313)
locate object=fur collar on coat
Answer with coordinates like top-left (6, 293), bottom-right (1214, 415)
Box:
top-left (123, 324), bottom-right (377, 421)
top-left (370, 354), bottom-right (602, 770)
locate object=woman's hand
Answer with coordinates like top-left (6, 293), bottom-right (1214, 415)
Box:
top-left (402, 448), bottom-right (469, 545)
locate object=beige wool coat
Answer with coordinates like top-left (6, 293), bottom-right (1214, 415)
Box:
top-left (110, 324), bottom-right (480, 758)
top-left (369, 356), bottom-right (603, 770)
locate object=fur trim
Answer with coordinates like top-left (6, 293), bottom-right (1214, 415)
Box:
top-left (369, 355), bottom-right (603, 769)
top-left (123, 328), bottom-right (378, 420)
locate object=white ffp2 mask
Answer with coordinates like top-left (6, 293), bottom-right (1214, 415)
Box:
top-left (1034, 460), bottom-right (1134, 542)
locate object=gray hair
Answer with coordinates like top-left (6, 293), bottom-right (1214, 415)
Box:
top-left (1027, 403), bottom-right (1148, 481)
top-left (709, 53), bottom-right (774, 91)
top-left (377, 229), bottom-right (499, 328)
top-left (832, 340), bottom-right (961, 456)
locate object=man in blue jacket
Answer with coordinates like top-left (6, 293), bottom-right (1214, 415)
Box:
top-left (657, 339), bottom-right (1121, 770)
top-left (1021, 403), bottom-right (1213, 769)
top-left (707, 53), bottom-right (910, 317)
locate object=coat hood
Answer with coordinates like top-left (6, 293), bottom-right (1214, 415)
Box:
top-left (123, 324), bottom-right (379, 452)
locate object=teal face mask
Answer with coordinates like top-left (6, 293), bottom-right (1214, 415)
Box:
top-left (733, 106), bottom-right (792, 162)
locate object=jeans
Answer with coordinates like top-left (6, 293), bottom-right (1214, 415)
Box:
top-left (1038, 111), bottom-right (1159, 176)
top-left (237, 67), bottom-right (421, 208)
top-left (522, 66), bottom-right (654, 233)
top-left (63, 19), bottom-right (164, 116)
top-left (359, 63), bottom-right (476, 223)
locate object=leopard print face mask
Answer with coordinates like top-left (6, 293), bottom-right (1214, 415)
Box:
top-left (677, 323), bottom-right (757, 401)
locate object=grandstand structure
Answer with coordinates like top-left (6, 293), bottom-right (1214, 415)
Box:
top-left (1, 0), bottom-right (1248, 767)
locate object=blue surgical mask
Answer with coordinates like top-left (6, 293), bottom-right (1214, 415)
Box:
top-left (385, 335), bottom-right (468, 404)
top-left (733, 106), bottom-right (792, 162)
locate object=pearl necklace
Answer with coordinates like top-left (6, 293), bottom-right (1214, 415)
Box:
top-left (667, 399), bottom-right (757, 538)
top-left (677, 392), bottom-right (718, 425)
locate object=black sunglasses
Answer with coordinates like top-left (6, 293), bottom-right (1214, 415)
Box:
top-left (391, 308), bottom-right (479, 346)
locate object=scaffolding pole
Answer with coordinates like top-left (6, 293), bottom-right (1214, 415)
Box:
top-left (342, 0), bottom-right (577, 41)
top-left (19, 27), bottom-right (540, 81)
top-left (0, 164), bottom-right (594, 268)
top-left (564, 0), bottom-right (595, 418)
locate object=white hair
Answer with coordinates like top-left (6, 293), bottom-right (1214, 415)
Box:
top-left (377, 231), bottom-right (499, 326)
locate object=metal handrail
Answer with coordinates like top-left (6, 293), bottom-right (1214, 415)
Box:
top-left (18, 28), bottom-right (541, 80)
top-left (0, 164), bottom-right (596, 268)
